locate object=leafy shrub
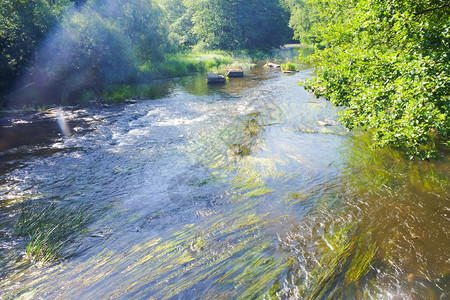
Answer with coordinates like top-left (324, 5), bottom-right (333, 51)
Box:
top-left (137, 51), bottom-right (235, 80)
top-left (297, 0), bottom-right (449, 159)
top-left (102, 84), bottom-right (171, 101)
top-left (204, 59), bottom-right (218, 69)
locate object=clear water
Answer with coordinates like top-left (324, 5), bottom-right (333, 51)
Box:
top-left (0, 53), bottom-right (449, 299)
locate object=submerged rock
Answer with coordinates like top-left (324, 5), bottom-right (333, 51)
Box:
top-left (0, 114), bottom-right (60, 152)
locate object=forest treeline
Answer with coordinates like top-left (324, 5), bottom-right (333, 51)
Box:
top-left (1, 0), bottom-right (449, 158)
top-left (0, 0), bottom-right (292, 106)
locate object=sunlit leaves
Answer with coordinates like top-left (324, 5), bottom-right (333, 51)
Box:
top-left (298, 0), bottom-right (449, 159)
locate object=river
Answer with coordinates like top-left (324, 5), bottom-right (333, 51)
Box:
top-left (0, 51), bottom-right (449, 299)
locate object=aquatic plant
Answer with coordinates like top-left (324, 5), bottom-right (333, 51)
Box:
top-left (303, 234), bottom-right (377, 299)
top-left (341, 131), bottom-right (450, 195)
top-left (276, 225), bottom-right (378, 300)
top-left (14, 201), bottom-right (95, 263)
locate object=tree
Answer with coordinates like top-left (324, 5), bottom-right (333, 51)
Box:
top-left (48, 10), bottom-right (137, 89)
top-left (298, 0), bottom-right (450, 159)
top-left (155, 0), bottom-right (195, 48)
top-left (4, 0), bottom-right (171, 105)
top-left (235, 0), bottom-right (292, 49)
top-left (183, 0), bottom-right (291, 50)
top-left (93, 0), bottom-right (169, 61)
top-left (283, 0), bottom-right (322, 45)
top-left (0, 0), bottom-right (72, 102)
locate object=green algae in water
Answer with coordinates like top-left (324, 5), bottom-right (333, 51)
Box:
top-left (134, 212), bottom-right (287, 299)
top-left (303, 234), bottom-right (378, 300)
top-left (275, 225), bottom-right (379, 300)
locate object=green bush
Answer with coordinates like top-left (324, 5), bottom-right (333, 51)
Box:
top-left (137, 51), bottom-right (235, 80)
top-left (102, 84), bottom-right (171, 101)
top-left (102, 85), bottom-right (132, 102)
top-left (204, 59), bottom-right (218, 69)
top-left (297, 0), bottom-right (449, 159)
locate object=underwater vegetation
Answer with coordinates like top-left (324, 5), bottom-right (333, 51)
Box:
top-left (276, 224), bottom-right (378, 300)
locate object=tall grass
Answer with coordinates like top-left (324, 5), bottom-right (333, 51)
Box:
top-left (281, 61), bottom-right (299, 72)
top-left (139, 51), bottom-right (235, 79)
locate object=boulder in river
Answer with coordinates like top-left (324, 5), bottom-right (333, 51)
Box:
top-left (316, 121), bottom-right (330, 126)
top-left (207, 73), bottom-right (226, 84)
top-left (226, 67), bottom-right (244, 78)
top-left (264, 62), bottom-right (281, 68)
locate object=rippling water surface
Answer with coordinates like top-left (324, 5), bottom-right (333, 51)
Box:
top-left (0, 52), bottom-right (449, 299)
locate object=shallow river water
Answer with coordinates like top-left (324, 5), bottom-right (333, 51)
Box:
top-left (0, 54), bottom-right (449, 299)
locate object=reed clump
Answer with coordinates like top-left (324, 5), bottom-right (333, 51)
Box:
top-left (14, 201), bottom-right (94, 263)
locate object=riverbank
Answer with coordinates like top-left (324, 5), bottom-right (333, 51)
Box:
top-left (102, 51), bottom-right (256, 103)
top-left (2, 50), bottom-right (240, 108)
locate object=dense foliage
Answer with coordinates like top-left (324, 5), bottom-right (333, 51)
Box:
top-left (284, 0), bottom-right (322, 45)
top-left (183, 0), bottom-right (292, 50)
top-left (157, 0), bottom-right (292, 50)
top-left (2, 0), bottom-right (172, 105)
top-left (0, 0), bottom-right (291, 105)
top-left (0, 0), bottom-right (73, 102)
top-left (290, 0), bottom-right (449, 159)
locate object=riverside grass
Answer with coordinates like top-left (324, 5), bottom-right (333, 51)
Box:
top-left (6, 50), bottom-right (257, 108)
top-left (138, 50), bottom-right (256, 79)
